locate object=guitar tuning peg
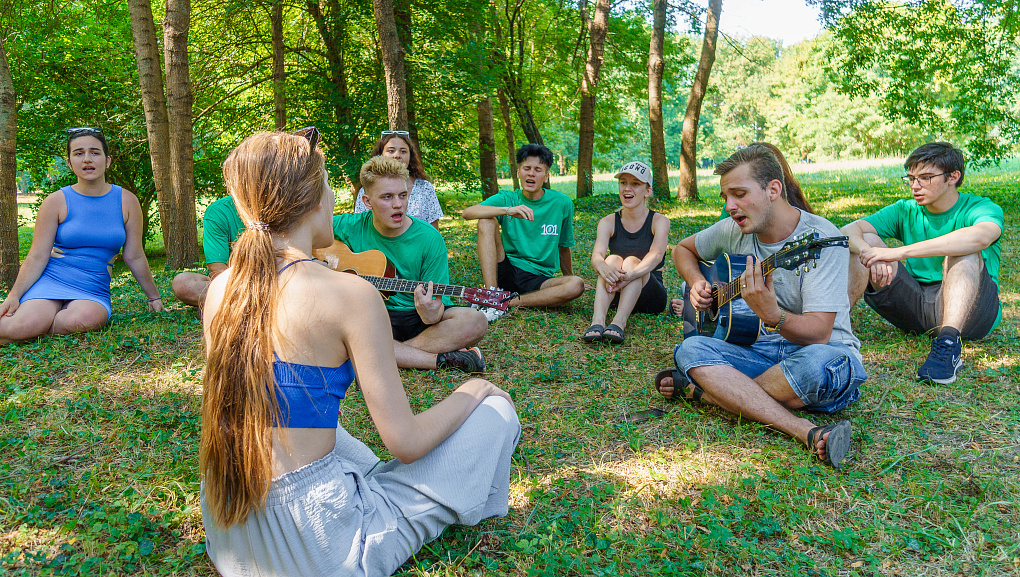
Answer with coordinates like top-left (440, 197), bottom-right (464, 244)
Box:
top-left (813, 261), bottom-right (817, 269)
top-left (795, 268), bottom-right (801, 276)
top-left (802, 265), bottom-right (809, 274)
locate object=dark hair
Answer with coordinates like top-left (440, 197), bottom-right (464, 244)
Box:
top-left (66, 129), bottom-right (109, 157)
top-left (715, 144), bottom-right (786, 200)
top-left (372, 133), bottom-right (431, 182)
top-left (905, 142), bottom-right (965, 188)
top-left (748, 142), bottom-right (813, 214)
top-left (515, 143), bottom-right (553, 168)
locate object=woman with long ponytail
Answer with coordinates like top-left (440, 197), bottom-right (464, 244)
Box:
top-left (200, 130), bottom-right (520, 575)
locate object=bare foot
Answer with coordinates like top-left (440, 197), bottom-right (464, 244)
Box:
top-left (670, 298), bottom-right (683, 316)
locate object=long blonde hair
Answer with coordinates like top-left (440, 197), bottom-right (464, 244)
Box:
top-left (200, 131), bottom-right (326, 528)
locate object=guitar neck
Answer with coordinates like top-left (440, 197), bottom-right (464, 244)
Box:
top-left (359, 275), bottom-right (466, 298)
top-left (714, 253), bottom-right (778, 307)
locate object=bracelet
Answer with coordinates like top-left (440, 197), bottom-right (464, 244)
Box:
top-left (505, 206), bottom-right (510, 216)
top-left (764, 309), bottom-right (787, 332)
top-left (148, 296), bottom-right (162, 302)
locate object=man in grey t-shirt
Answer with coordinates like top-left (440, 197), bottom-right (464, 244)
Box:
top-left (657, 145), bottom-right (866, 468)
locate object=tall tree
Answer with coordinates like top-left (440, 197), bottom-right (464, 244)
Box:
top-left (271, 0), bottom-right (286, 130)
top-left (497, 87), bottom-right (519, 189)
top-left (575, 0), bottom-right (611, 199)
top-left (128, 0), bottom-right (176, 261)
top-left (676, 0), bottom-right (721, 201)
top-left (163, 0), bottom-right (200, 269)
top-left (0, 36), bottom-right (17, 289)
top-left (393, 0), bottom-right (418, 144)
top-left (373, 0), bottom-right (409, 130)
top-left (478, 98), bottom-right (499, 198)
top-left (495, 0), bottom-right (543, 145)
top-left (647, 0), bottom-right (668, 201)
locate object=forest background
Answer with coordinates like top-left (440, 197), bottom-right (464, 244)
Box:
top-left (2, 0), bottom-right (1019, 283)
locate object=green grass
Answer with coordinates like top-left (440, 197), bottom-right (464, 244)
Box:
top-left (2, 162), bottom-right (1018, 576)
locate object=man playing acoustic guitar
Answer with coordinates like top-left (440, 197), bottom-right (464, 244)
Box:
top-left (657, 145), bottom-right (866, 468)
top-left (331, 156), bottom-right (488, 373)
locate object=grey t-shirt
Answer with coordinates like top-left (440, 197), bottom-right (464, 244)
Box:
top-left (694, 210), bottom-right (861, 362)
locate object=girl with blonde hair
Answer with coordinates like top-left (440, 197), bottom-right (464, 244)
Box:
top-left (200, 128), bottom-right (519, 575)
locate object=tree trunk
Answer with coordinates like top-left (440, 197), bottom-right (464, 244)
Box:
top-left (128, 0), bottom-right (176, 263)
top-left (163, 0), bottom-right (200, 269)
top-left (372, 0), bottom-right (408, 130)
top-left (478, 98), bottom-right (499, 199)
top-left (497, 88), bottom-right (519, 189)
top-left (0, 38), bottom-right (18, 289)
top-left (677, 0), bottom-right (722, 202)
top-left (648, 0), bottom-right (669, 201)
top-left (272, 0), bottom-right (286, 130)
top-left (575, 0), bottom-right (611, 199)
top-left (393, 0), bottom-right (418, 146)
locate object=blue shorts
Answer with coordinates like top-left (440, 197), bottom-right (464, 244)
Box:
top-left (674, 336), bottom-right (865, 413)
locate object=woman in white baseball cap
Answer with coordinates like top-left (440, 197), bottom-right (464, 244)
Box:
top-left (581, 161), bottom-right (670, 344)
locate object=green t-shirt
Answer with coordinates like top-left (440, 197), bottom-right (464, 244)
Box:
top-left (332, 212), bottom-right (453, 311)
top-left (203, 196), bottom-right (246, 265)
top-left (479, 189), bottom-right (576, 278)
top-left (864, 192), bottom-right (1003, 327)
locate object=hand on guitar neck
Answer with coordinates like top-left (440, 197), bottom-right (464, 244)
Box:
top-left (313, 240), bottom-right (519, 311)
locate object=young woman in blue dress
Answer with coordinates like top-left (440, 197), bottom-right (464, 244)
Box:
top-left (0, 128), bottom-right (164, 345)
top-left (200, 129), bottom-right (519, 575)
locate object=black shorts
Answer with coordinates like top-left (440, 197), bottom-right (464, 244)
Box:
top-left (497, 258), bottom-right (552, 295)
top-left (387, 308), bottom-right (431, 342)
top-left (862, 261), bottom-right (999, 339)
top-left (610, 273), bottom-right (668, 314)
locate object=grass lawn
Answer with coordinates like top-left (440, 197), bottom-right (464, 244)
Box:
top-left (2, 161), bottom-right (1018, 576)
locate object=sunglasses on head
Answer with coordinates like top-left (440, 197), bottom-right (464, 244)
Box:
top-left (381, 130), bottom-right (410, 137)
top-left (67, 126), bottom-right (103, 137)
top-left (293, 126), bottom-right (321, 150)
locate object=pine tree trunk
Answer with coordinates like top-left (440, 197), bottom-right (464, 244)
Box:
top-left (575, 0), bottom-right (611, 199)
top-left (497, 88), bottom-right (519, 189)
top-left (372, 0), bottom-right (408, 130)
top-left (0, 38), bottom-right (19, 290)
top-left (272, 0), bottom-right (286, 130)
top-left (128, 0), bottom-right (176, 263)
top-left (478, 98), bottom-right (499, 199)
top-left (648, 0), bottom-right (669, 201)
top-left (163, 0), bottom-right (200, 269)
top-left (677, 0), bottom-right (722, 202)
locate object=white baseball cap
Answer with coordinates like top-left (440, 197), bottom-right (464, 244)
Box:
top-left (614, 161), bottom-right (652, 185)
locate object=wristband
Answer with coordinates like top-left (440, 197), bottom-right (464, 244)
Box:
top-left (148, 296), bottom-right (162, 302)
top-left (505, 206), bottom-right (510, 216)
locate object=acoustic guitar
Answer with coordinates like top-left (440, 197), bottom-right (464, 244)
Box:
top-left (680, 232), bottom-right (849, 345)
top-left (313, 240), bottom-right (519, 311)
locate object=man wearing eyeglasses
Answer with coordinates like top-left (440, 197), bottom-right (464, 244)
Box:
top-left (841, 142), bottom-right (1003, 384)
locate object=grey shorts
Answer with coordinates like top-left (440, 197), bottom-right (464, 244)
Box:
top-left (862, 262), bottom-right (999, 339)
top-left (202, 396), bottom-right (520, 576)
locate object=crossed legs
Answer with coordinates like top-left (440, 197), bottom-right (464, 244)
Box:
top-left (476, 218), bottom-right (584, 308)
top-left (0, 299), bottom-right (108, 344)
top-left (394, 307), bottom-right (488, 369)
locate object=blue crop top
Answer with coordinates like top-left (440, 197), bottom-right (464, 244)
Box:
top-left (272, 356), bottom-right (356, 428)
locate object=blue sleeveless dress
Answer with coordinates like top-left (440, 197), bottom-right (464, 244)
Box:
top-left (20, 185), bottom-right (126, 319)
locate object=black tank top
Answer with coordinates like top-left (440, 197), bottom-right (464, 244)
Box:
top-left (607, 210), bottom-right (664, 281)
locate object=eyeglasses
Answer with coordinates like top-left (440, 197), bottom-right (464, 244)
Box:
top-left (293, 126), bottom-right (320, 150)
top-left (381, 130), bottom-right (409, 137)
top-left (67, 126), bottom-right (103, 137)
top-left (901, 172), bottom-right (950, 186)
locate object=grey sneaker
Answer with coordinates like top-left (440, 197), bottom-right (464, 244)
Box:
top-left (916, 335), bottom-right (963, 384)
top-left (437, 347), bottom-right (486, 374)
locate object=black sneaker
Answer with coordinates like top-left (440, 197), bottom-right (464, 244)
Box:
top-left (437, 347), bottom-right (486, 374)
top-left (916, 335), bottom-right (963, 384)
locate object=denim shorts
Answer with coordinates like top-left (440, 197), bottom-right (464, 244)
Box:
top-left (674, 335), bottom-right (865, 413)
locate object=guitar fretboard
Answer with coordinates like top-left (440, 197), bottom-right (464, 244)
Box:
top-left (360, 275), bottom-right (467, 298)
top-left (711, 253), bottom-right (780, 307)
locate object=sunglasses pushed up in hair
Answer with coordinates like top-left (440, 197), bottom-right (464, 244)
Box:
top-left (381, 130), bottom-right (410, 137)
top-left (293, 126), bottom-right (321, 150)
top-left (67, 126), bottom-right (103, 137)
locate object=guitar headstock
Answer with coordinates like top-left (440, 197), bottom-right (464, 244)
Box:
top-left (462, 287), bottom-right (518, 311)
top-left (774, 233), bottom-right (849, 273)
